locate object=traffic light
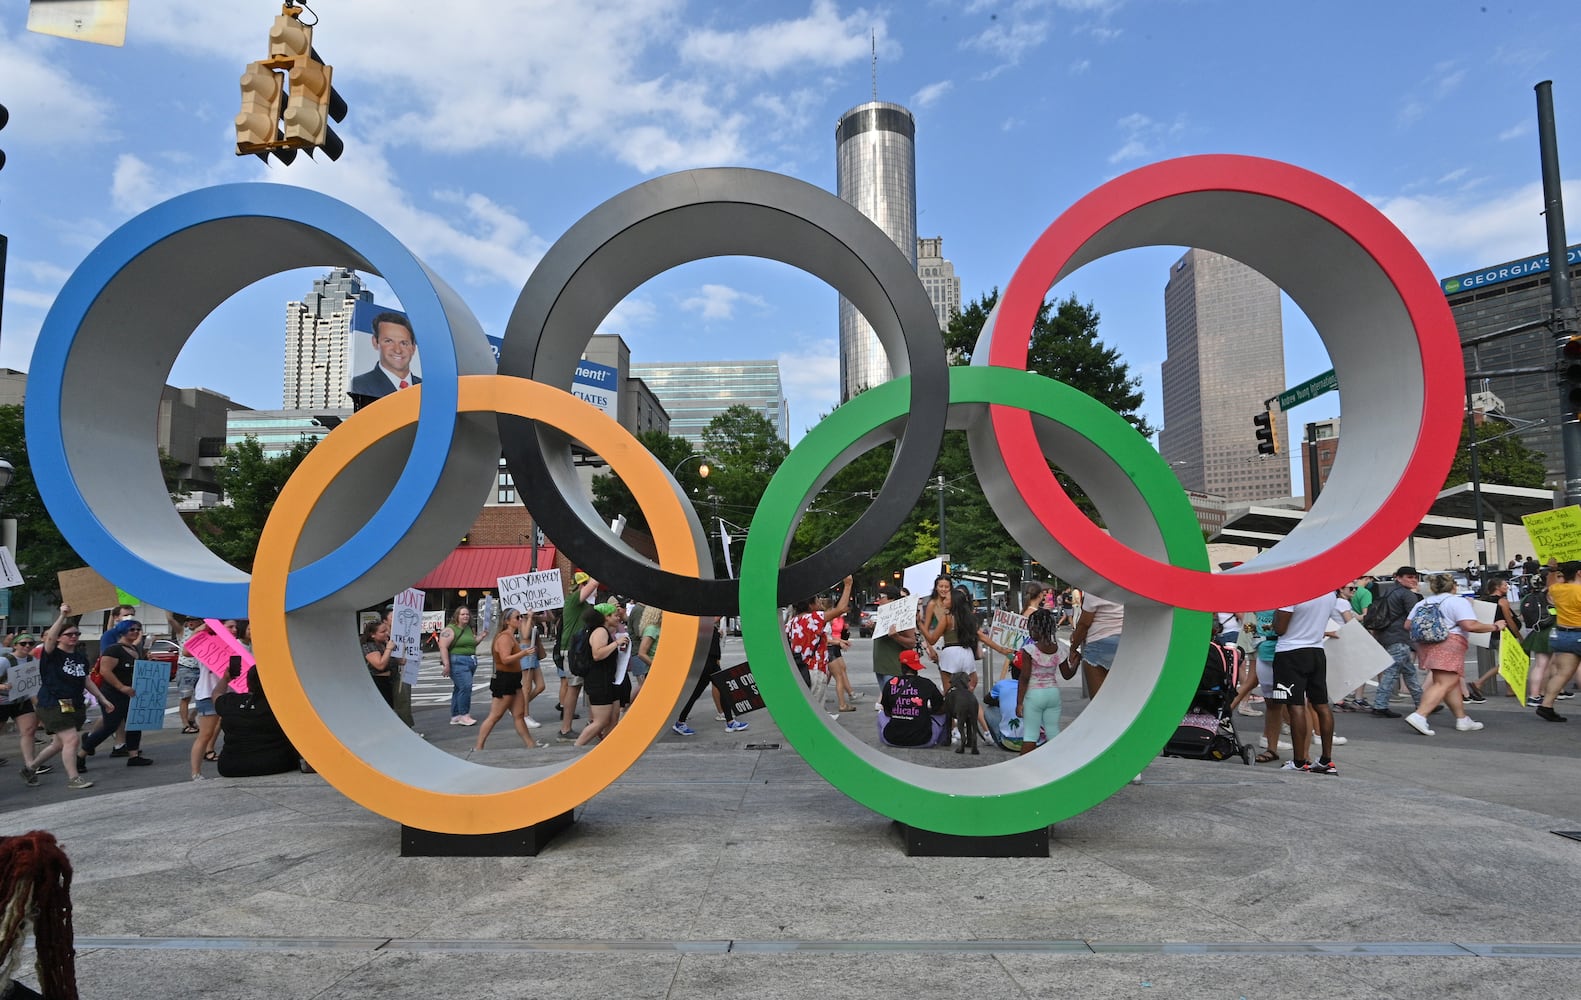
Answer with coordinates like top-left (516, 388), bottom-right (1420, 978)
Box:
top-left (0, 102), bottom-right (8, 173)
top-left (1253, 410), bottom-right (1278, 455)
top-left (1563, 337), bottom-right (1581, 417)
top-left (271, 9), bottom-right (346, 160)
top-left (234, 5), bottom-right (345, 164)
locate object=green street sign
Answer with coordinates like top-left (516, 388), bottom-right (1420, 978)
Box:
top-left (1272, 368), bottom-right (1337, 411)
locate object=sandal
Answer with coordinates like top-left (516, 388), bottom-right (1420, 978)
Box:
top-left (181, 724), bottom-right (200, 734)
top-left (203, 750), bottom-right (218, 762)
top-left (1254, 750), bottom-right (1280, 764)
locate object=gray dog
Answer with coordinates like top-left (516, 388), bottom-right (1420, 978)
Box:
top-left (944, 671), bottom-right (979, 755)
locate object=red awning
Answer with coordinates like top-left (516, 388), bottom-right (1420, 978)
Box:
top-left (414, 545), bottom-right (558, 590)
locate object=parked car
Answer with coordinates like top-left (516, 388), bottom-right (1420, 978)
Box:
top-left (859, 603), bottom-right (877, 638)
top-left (148, 637), bottom-right (181, 680)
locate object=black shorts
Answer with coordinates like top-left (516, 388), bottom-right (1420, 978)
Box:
top-left (1270, 647), bottom-right (1328, 706)
top-left (489, 672), bottom-right (523, 698)
top-left (583, 666), bottom-right (617, 707)
top-left (0, 700), bottom-right (33, 721)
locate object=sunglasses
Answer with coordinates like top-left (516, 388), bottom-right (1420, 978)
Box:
top-left (61, 631), bottom-right (81, 637)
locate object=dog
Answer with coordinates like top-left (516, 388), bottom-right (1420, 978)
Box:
top-left (944, 671), bottom-right (980, 755)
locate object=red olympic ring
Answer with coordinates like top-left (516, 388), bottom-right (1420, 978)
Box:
top-left (988, 154), bottom-right (1464, 610)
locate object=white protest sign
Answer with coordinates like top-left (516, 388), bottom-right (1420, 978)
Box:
top-left (989, 609), bottom-right (1029, 651)
top-left (391, 588), bottom-right (425, 684)
top-left (873, 597), bottom-right (915, 637)
top-left (6, 658), bottom-right (40, 703)
top-left (498, 569), bottom-right (566, 612)
top-left (901, 557), bottom-right (944, 607)
top-left (0, 547), bottom-right (23, 589)
top-left (1467, 598), bottom-right (1498, 649)
top-left (1324, 619), bottom-right (1396, 698)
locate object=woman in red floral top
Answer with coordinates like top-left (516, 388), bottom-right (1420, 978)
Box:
top-left (785, 576), bottom-right (853, 688)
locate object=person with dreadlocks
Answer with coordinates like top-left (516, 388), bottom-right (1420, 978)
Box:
top-left (0, 829), bottom-right (80, 999)
top-left (1015, 608), bottom-right (1078, 754)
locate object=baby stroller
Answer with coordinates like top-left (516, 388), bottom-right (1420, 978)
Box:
top-left (1160, 639), bottom-right (1252, 765)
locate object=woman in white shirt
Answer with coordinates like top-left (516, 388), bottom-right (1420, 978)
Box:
top-left (1405, 573), bottom-right (1506, 736)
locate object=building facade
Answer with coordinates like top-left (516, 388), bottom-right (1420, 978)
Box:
top-left (1298, 417), bottom-right (1341, 509)
top-left (1442, 244), bottom-right (1581, 488)
top-left (282, 268), bottom-right (370, 410)
top-left (1158, 249), bottom-right (1292, 503)
top-left (916, 236), bottom-right (961, 331)
top-left (629, 359), bottom-right (787, 447)
top-left (835, 100), bottom-right (917, 401)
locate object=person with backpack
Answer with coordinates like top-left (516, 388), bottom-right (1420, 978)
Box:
top-left (1520, 565), bottom-right (1558, 707)
top-left (1465, 576), bottom-right (1522, 703)
top-left (1535, 561), bottom-right (1581, 722)
top-left (1404, 573), bottom-right (1507, 736)
top-left (1362, 566), bottom-right (1425, 718)
top-left (573, 604), bottom-right (628, 748)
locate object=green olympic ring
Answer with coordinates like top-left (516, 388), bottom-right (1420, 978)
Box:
top-left (740, 365), bottom-right (1210, 837)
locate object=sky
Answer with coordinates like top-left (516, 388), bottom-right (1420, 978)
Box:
top-left (1, 0), bottom-right (1578, 473)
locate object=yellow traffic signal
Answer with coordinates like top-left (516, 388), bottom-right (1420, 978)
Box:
top-left (1253, 410), bottom-right (1278, 455)
top-left (234, 5), bottom-right (345, 163)
top-left (284, 51), bottom-right (346, 159)
top-left (235, 61), bottom-right (284, 157)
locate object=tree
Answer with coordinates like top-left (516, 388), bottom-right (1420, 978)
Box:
top-left (588, 429), bottom-right (710, 534)
top-left (701, 405), bottom-right (790, 536)
top-left (0, 404), bottom-right (85, 598)
top-left (1443, 419), bottom-right (1547, 490)
top-left (192, 435), bottom-right (317, 572)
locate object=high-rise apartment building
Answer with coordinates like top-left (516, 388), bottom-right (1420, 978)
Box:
top-left (630, 360), bottom-right (788, 446)
top-left (1158, 249), bottom-right (1292, 503)
top-left (916, 236), bottom-right (960, 331)
top-left (282, 268), bottom-right (370, 409)
top-left (835, 100), bottom-right (916, 401)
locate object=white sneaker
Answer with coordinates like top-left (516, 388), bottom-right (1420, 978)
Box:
top-left (449, 716), bottom-right (465, 726)
top-left (1455, 716), bottom-right (1484, 732)
top-left (1256, 736), bottom-right (1294, 751)
top-left (1312, 733), bottom-right (1348, 746)
top-left (1405, 712), bottom-right (1435, 736)
top-left (523, 716), bottom-right (541, 729)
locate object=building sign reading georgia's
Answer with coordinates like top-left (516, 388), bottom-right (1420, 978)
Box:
top-left (1441, 244), bottom-right (1581, 296)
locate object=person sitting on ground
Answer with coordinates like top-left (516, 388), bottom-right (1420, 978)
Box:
top-left (878, 649), bottom-right (944, 747)
top-left (216, 665), bottom-right (303, 777)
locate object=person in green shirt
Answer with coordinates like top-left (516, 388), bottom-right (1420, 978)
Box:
top-left (556, 572), bottom-right (599, 740)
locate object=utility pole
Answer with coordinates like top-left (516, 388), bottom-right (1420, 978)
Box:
top-left (1537, 82), bottom-right (1580, 506)
top-left (936, 474), bottom-right (946, 562)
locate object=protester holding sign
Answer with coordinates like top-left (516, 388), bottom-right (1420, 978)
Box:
top-left (26, 604), bottom-right (110, 790)
top-left (361, 619), bottom-right (400, 707)
top-left (3, 635), bottom-right (47, 781)
top-left (82, 619), bottom-right (153, 767)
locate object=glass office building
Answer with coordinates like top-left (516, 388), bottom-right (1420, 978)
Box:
top-left (835, 101), bottom-right (917, 401)
top-left (629, 361), bottom-right (788, 446)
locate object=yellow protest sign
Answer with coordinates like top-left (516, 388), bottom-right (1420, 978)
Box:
top-left (1499, 633), bottom-right (1530, 703)
top-left (1522, 506), bottom-right (1581, 565)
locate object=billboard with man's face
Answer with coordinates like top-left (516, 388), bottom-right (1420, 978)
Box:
top-left (348, 301), bottom-right (424, 409)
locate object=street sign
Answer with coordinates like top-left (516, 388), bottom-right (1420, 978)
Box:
top-left (1271, 369), bottom-right (1338, 412)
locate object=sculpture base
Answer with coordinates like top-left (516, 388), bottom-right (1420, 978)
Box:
top-left (896, 822), bottom-right (1050, 858)
top-left (401, 811), bottom-right (575, 857)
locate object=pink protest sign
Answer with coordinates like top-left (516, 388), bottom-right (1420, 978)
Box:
top-left (184, 619), bottom-right (254, 692)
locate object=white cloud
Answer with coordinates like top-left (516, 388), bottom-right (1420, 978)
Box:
top-left (911, 80), bottom-right (954, 108)
top-left (777, 340), bottom-right (840, 434)
top-left (682, 0), bottom-right (884, 75)
top-left (1107, 111), bottom-right (1186, 164)
top-left (0, 22), bottom-right (114, 147)
top-left (1499, 120), bottom-right (1533, 141)
top-left (681, 284), bottom-right (769, 321)
top-left (1371, 179), bottom-right (1581, 274)
top-left (109, 155), bottom-right (164, 215)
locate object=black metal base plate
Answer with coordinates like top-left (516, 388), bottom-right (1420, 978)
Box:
top-left (401, 810), bottom-right (575, 857)
top-left (1553, 830), bottom-right (1581, 843)
top-left (896, 821), bottom-right (1050, 857)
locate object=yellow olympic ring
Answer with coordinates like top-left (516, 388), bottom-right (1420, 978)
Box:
top-left (249, 375), bottom-right (707, 834)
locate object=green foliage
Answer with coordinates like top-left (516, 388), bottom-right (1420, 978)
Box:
top-left (588, 430), bottom-right (709, 535)
top-left (192, 435), bottom-right (316, 572)
top-left (0, 404), bottom-right (85, 597)
top-left (1443, 419), bottom-right (1547, 490)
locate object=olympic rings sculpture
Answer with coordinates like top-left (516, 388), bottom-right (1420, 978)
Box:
top-left (27, 156), bottom-right (1462, 837)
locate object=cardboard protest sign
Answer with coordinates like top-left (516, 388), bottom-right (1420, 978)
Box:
top-left (872, 597), bottom-right (915, 637)
top-left (391, 589), bottom-right (425, 684)
top-left (989, 609), bottom-right (1029, 652)
top-left (57, 566), bottom-right (120, 612)
top-left (901, 558), bottom-right (944, 607)
top-left (125, 660), bottom-right (170, 731)
top-left (5, 658), bottom-right (40, 703)
top-left (709, 661), bottom-right (765, 716)
top-left (1523, 506), bottom-right (1581, 564)
top-left (498, 569), bottom-right (566, 612)
top-left (1324, 620), bottom-right (1395, 698)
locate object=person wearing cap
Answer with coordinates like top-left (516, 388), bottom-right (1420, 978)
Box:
top-left (1, 633), bottom-right (42, 774)
top-left (1361, 566), bottom-right (1425, 718)
top-left (556, 571), bottom-right (598, 741)
top-left (878, 648), bottom-right (945, 747)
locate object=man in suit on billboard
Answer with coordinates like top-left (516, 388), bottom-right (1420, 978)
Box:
top-left (349, 312), bottom-right (420, 408)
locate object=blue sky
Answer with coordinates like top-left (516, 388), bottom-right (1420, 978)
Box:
top-left (1, 0), bottom-right (1578, 465)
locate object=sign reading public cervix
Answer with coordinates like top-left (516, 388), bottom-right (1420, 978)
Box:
top-left (27, 157), bottom-right (1463, 838)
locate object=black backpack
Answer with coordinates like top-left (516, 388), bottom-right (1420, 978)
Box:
top-left (1522, 588), bottom-right (1555, 631)
top-left (568, 627), bottom-right (595, 677)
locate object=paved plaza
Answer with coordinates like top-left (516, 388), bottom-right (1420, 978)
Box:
top-left (4, 637), bottom-right (1581, 999)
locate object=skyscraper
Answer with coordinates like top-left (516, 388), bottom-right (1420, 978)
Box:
top-left (282, 267), bottom-right (370, 409)
top-left (916, 236), bottom-right (961, 331)
top-left (835, 100), bottom-right (916, 401)
top-left (1158, 249), bottom-right (1291, 503)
